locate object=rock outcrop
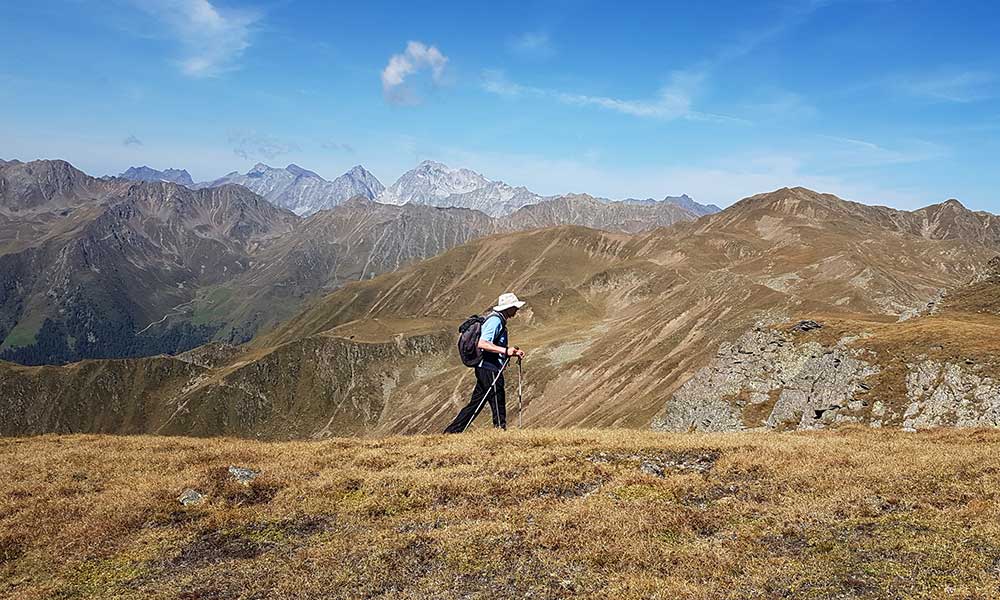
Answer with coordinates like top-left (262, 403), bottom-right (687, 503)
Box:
top-left (900, 360), bottom-right (1000, 430)
top-left (652, 324), bottom-right (879, 432)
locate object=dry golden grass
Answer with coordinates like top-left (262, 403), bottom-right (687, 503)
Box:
top-left (3, 428), bottom-right (1000, 599)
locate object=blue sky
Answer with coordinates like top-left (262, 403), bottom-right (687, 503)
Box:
top-left (2, 0), bottom-right (999, 210)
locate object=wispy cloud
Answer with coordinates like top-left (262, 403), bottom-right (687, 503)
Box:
top-left (506, 32), bottom-right (554, 59)
top-left (321, 141), bottom-right (355, 154)
top-left (744, 90), bottom-right (818, 120)
top-left (381, 41), bottom-right (449, 105)
top-left (891, 69), bottom-right (996, 103)
top-left (482, 69), bottom-right (746, 123)
top-left (818, 135), bottom-right (948, 168)
top-left (484, 1), bottom-right (832, 124)
top-left (122, 134), bottom-right (143, 147)
top-left (228, 130), bottom-right (298, 160)
top-left (711, 0), bottom-right (830, 67)
top-left (134, 0), bottom-right (259, 77)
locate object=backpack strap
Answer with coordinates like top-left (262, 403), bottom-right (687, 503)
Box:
top-left (481, 310), bottom-right (507, 346)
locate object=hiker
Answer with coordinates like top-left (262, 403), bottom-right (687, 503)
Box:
top-left (445, 292), bottom-right (527, 433)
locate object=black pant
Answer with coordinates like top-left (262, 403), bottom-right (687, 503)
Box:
top-left (444, 367), bottom-right (506, 433)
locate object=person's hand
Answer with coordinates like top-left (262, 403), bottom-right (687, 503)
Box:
top-left (509, 347), bottom-right (525, 359)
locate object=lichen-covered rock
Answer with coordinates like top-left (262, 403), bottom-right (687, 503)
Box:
top-left (901, 360), bottom-right (1000, 429)
top-left (766, 348), bottom-right (879, 429)
top-left (228, 466), bottom-right (259, 486)
top-left (178, 489), bottom-right (205, 506)
top-left (652, 326), bottom-right (878, 432)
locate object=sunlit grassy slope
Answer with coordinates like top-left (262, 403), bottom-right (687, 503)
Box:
top-left (3, 428), bottom-right (1000, 599)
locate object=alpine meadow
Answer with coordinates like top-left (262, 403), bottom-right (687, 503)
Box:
top-left (3, 1), bottom-right (1000, 598)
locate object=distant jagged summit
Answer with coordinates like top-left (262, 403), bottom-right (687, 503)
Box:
top-left (199, 163), bottom-right (384, 216)
top-left (376, 160), bottom-right (542, 217)
top-left (377, 160), bottom-right (716, 218)
top-left (119, 166), bottom-right (194, 187)
top-left (505, 193), bottom-right (703, 233)
top-left (623, 193), bottom-right (720, 216)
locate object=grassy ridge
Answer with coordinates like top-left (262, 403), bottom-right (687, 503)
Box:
top-left (3, 429), bottom-right (1000, 599)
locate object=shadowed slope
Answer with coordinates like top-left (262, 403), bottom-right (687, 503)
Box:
top-left (0, 161), bottom-right (299, 364)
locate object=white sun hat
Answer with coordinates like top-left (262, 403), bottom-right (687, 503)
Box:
top-left (493, 292), bottom-right (526, 311)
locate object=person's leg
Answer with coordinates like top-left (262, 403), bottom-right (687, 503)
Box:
top-left (488, 374), bottom-right (507, 430)
top-left (443, 368), bottom-right (492, 433)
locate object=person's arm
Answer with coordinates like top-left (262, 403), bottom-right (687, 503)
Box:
top-left (478, 337), bottom-right (520, 357)
top-left (477, 317), bottom-right (525, 358)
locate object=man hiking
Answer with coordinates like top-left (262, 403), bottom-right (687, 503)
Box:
top-left (444, 292), bottom-right (527, 433)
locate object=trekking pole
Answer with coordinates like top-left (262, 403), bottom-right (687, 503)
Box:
top-left (517, 356), bottom-right (523, 429)
top-left (461, 357), bottom-right (511, 433)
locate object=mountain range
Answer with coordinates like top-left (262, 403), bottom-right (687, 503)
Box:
top-left (118, 166), bottom-right (194, 187)
top-left (4, 172), bottom-right (1000, 438)
top-left (115, 159), bottom-right (719, 220)
top-left (194, 163), bottom-right (385, 216)
top-left (1, 159), bottom-right (711, 364)
top-left (624, 194), bottom-right (722, 216)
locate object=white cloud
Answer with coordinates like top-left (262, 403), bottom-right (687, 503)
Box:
top-left (482, 69), bottom-right (746, 123)
top-left (507, 32), bottom-right (554, 59)
top-left (891, 69), bottom-right (996, 103)
top-left (135, 0), bottom-right (259, 77)
top-left (381, 41), bottom-right (449, 105)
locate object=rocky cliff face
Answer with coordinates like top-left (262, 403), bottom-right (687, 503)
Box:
top-left (654, 308), bottom-right (1000, 432)
top-left (900, 360), bottom-right (1000, 429)
top-left (653, 324), bottom-right (880, 432)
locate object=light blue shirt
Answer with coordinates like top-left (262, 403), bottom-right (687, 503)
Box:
top-left (477, 313), bottom-right (507, 371)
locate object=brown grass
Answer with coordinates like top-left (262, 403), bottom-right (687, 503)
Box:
top-left (3, 428), bottom-right (1000, 599)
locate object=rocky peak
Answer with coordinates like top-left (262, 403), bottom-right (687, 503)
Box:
top-left (376, 161), bottom-right (530, 216)
top-left (200, 162), bottom-right (383, 216)
top-left (0, 159), bottom-right (103, 210)
top-left (286, 164), bottom-right (321, 179)
top-left (416, 159), bottom-right (448, 171)
top-left (119, 166), bottom-right (194, 187)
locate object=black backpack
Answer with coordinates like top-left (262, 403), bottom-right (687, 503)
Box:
top-left (457, 312), bottom-right (500, 367)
